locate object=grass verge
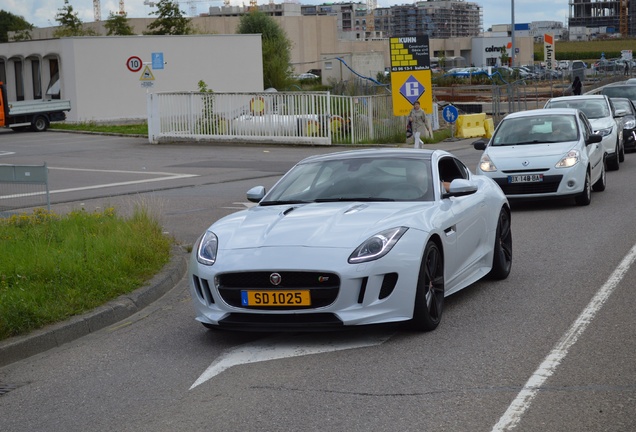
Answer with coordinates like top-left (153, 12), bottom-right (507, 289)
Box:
top-left (50, 122), bottom-right (148, 135)
top-left (0, 205), bottom-right (173, 341)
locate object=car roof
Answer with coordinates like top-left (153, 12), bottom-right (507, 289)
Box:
top-left (502, 108), bottom-right (580, 119)
top-left (297, 148), bottom-right (444, 164)
top-left (548, 94), bottom-right (608, 102)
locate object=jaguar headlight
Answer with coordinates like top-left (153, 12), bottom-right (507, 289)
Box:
top-left (348, 227), bottom-right (408, 264)
top-left (197, 231), bottom-right (218, 266)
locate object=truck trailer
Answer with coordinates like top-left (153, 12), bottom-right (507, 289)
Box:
top-left (0, 82), bottom-right (71, 132)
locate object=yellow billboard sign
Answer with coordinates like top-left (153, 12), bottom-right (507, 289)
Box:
top-left (389, 36), bottom-right (433, 115)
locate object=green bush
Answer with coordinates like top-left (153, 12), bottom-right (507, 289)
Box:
top-left (0, 206), bottom-right (172, 340)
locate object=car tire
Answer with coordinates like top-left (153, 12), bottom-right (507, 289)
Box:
top-left (592, 161), bottom-right (606, 192)
top-left (410, 240), bottom-right (444, 332)
top-left (575, 170), bottom-right (592, 206)
top-left (607, 148), bottom-right (620, 171)
top-left (619, 139), bottom-right (625, 163)
top-left (487, 207), bottom-right (512, 280)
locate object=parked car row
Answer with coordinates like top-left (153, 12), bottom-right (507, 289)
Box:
top-left (592, 58), bottom-right (636, 73)
top-left (473, 92), bottom-right (633, 206)
top-left (443, 65), bottom-right (566, 81)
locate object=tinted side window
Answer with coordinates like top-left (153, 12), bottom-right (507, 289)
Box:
top-left (439, 157), bottom-right (470, 182)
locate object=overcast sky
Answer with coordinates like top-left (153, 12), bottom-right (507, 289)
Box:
top-left (3, 0), bottom-right (570, 31)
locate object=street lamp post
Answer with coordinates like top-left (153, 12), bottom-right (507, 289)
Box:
top-left (511, 0), bottom-right (515, 67)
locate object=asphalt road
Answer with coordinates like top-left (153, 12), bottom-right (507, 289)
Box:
top-left (1, 130), bottom-right (635, 431)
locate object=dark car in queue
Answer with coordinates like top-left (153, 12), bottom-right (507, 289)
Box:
top-left (611, 97), bottom-right (636, 153)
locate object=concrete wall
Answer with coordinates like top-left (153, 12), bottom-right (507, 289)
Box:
top-left (321, 51), bottom-right (385, 83)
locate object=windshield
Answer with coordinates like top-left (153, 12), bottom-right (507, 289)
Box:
top-left (602, 86), bottom-right (636, 103)
top-left (611, 99), bottom-right (632, 113)
top-left (546, 99), bottom-right (609, 119)
top-left (491, 114), bottom-right (579, 145)
top-left (261, 157), bottom-right (435, 203)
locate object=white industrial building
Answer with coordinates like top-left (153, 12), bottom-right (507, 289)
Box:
top-left (0, 34), bottom-right (263, 123)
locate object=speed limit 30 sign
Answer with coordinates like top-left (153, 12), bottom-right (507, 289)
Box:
top-left (126, 56), bottom-right (143, 72)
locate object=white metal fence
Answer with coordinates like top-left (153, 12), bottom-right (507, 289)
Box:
top-left (147, 91), bottom-right (406, 145)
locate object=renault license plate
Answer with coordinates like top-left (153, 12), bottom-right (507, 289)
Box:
top-left (508, 174), bottom-right (543, 183)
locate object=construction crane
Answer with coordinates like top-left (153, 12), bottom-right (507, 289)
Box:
top-left (180, 1), bottom-right (225, 17)
top-left (93, 0), bottom-right (101, 21)
top-left (619, 0), bottom-right (628, 37)
top-left (93, 0), bottom-right (126, 21)
top-left (144, 1), bottom-right (228, 17)
top-left (366, 0), bottom-right (376, 35)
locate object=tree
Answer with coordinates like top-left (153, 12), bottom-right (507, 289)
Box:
top-left (0, 10), bottom-right (33, 43)
top-left (144, 0), bottom-right (193, 35)
top-left (237, 10), bottom-right (293, 90)
top-left (104, 12), bottom-right (135, 36)
top-left (500, 46), bottom-right (510, 67)
top-left (53, 0), bottom-right (97, 37)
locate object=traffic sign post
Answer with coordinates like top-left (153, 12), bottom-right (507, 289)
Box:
top-left (442, 105), bottom-right (459, 140)
top-left (126, 56), bottom-right (143, 72)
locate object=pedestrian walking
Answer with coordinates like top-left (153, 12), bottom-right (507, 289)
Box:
top-left (408, 101), bottom-right (433, 149)
top-left (572, 76), bottom-right (582, 96)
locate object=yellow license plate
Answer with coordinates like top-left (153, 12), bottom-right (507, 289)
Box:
top-left (241, 290), bottom-right (311, 307)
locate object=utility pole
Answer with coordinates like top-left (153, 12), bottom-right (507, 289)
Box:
top-left (511, 0), bottom-right (515, 67)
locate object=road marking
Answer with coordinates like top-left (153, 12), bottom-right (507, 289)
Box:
top-left (0, 166), bottom-right (198, 200)
top-left (221, 202), bottom-right (257, 210)
top-left (492, 243), bottom-right (636, 431)
top-left (190, 331), bottom-right (394, 389)
top-left (0, 151), bottom-right (15, 157)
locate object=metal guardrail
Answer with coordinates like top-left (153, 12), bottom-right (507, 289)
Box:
top-left (147, 91), bottom-right (407, 145)
top-left (0, 164), bottom-right (50, 213)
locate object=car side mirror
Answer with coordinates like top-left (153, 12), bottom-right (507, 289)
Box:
top-left (247, 186), bottom-right (266, 203)
top-left (442, 179), bottom-right (478, 199)
top-left (473, 139), bottom-right (488, 151)
top-left (586, 134), bottom-right (603, 145)
top-left (614, 108), bottom-right (627, 117)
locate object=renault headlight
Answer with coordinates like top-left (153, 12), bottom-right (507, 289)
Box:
top-left (555, 150), bottom-right (580, 168)
top-left (479, 154), bottom-right (498, 172)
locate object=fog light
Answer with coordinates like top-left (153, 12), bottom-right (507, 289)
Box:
top-left (567, 180), bottom-right (575, 188)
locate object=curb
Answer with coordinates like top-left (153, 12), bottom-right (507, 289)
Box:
top-left (0, 246), bottom-right (189, 368)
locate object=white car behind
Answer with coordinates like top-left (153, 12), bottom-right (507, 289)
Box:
top-left (544, 94), bottom-right (625, 170)
top-left (473, 108), bottom-right (605, 205)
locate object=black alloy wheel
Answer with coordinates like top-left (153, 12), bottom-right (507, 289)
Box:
top-left (488, 207), bottom-right (512, 280)
top-left (411, 241), bottom-right (445, 332)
